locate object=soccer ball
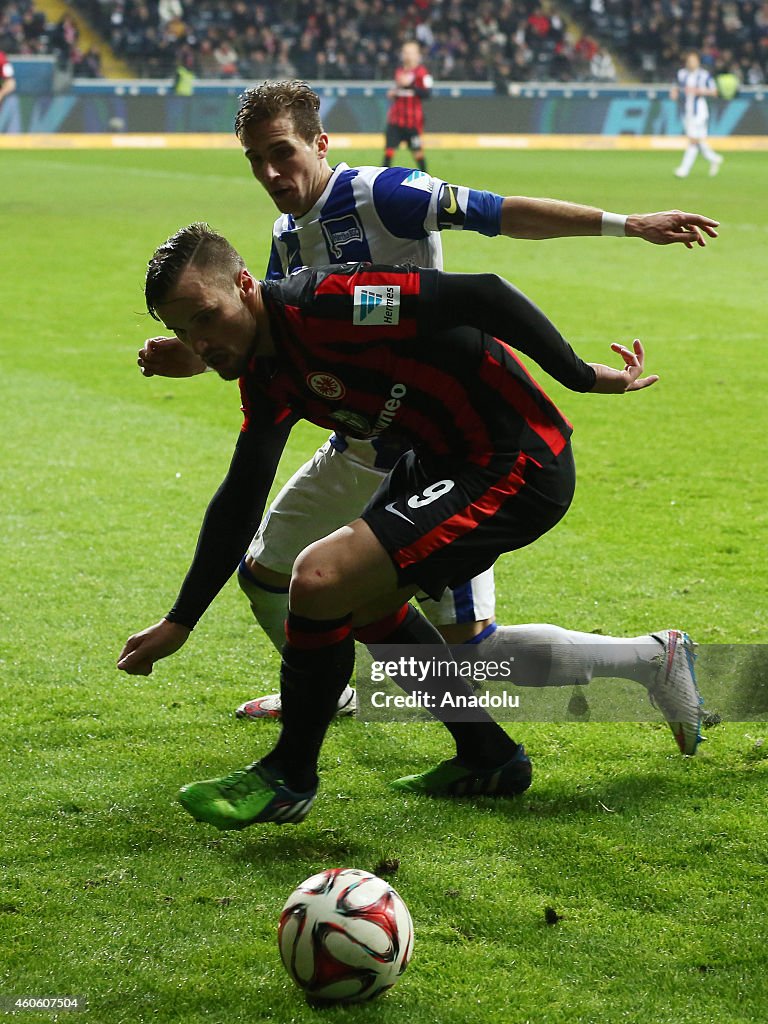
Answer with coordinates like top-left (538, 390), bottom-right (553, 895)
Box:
top-left (278, 867), bottom-right (414, 1003)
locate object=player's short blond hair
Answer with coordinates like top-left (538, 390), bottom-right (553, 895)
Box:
top-left (235, 80), bottom-right (323, 143)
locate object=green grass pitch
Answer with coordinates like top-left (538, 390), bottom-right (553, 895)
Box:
top-left (1, 145), bottom-right (767, 1023)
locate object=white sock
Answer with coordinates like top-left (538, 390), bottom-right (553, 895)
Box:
top-left (238, 568), bottom-right (355, 710)
top-left (678, 144), bottom-right (699, 175)
top-left (473, 624), bottom-right (663, 689)
top-left (699, 140), bottom-right (720, 163)
top-left (238, 569), bottom-right (289, 652)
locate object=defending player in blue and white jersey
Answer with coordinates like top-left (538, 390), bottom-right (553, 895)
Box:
top-left (263, 160), bottom-right (505, 472)
top-left (265, 163), bottom-right (494, 279)
top-left (248, 146), bottom-right (523, 645)
top-left (131, 81), bottom-right (714, 759)
top-left (671, 51), bottom-right (724, 178)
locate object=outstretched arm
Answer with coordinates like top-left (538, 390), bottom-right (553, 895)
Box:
top-left (117, 407), bottom-right (293, 675)
top-left (430, 271), bottom-right (657, 395)
top-left (431, 270), bottom-right (596, 391)
top-left (500, 197), bottom-right (719, 248)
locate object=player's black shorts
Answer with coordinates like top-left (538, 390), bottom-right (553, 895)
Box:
top-left (386, 123), bottom-right (422, 152)
top-left (361, 444), bottom-right (575, 600)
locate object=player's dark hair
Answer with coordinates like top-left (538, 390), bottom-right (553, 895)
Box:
top-left (235, 80), bottom-right (323, 143)
top-left (145, 222), bottom-right (245, 320)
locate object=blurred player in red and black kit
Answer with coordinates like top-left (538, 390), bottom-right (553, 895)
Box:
top-left (0, 49), bottom-right (20, 133)
top-left (0, 51), bottom-right (16, 102)
top-left (0, 51), bottom-right (15, 101)
top-left (384, 40), bottom-right (432, 171)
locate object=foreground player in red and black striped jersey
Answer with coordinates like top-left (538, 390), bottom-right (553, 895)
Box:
top-left (120, 222), bottom-right (657, 830)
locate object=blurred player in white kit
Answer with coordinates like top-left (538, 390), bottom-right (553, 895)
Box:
top-left (672, 51), bottom-right (724, 178)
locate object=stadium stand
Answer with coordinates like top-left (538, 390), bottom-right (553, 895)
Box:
top-left (0, 0), bottom-right (130, 76)
top-left (1, 1), bottom-right (65, 59)
top-left (561, 0), bottom-right (768, 85)
top-left (9, 0), bottom-right (765, 87)
top-left (65, 0), bottom-right (620, 84)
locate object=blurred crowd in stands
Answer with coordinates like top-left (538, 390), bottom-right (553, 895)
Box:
top-left (1, 2), bottom-right (47, 57)
top-left (63, 0), bottom-right (610, 84)
top-left (570, 0), bottom-right (768, 84)
top-left (2, 0), bottom-right (767, 86)
top-left (0, 0), bottom-right (103, 75)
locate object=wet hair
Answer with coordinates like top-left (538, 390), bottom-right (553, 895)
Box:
top-left (234, 79), bottom-right (323, 143)
top-left (145, 222), bottom-right (244, 321)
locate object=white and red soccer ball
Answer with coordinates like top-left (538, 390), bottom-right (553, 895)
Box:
top-left (278, 868), bottom-right (414, 1003)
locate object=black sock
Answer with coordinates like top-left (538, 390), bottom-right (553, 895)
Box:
top-left (358, 605), bottom-right (519, 769)
top-left (261, 612), bottom-right (354, 791)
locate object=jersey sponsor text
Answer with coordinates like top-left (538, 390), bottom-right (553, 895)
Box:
top-left (353, 285), bottom-right (401, 326)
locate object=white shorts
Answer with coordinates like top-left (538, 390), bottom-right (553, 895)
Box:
top-left (247, 439), bottom-right (497, 626)
top-left (684, 114), bottom-right (709, 138)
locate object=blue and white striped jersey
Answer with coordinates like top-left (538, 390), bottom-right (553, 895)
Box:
top-left (265, 163), bottom-right (504, 280)
top-left (677, 66), bottom-right (715, 121)
top-left (264, 163), bottom-right (504, 470)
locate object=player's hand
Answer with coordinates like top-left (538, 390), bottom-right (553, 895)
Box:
top-left (589, 340), bottom-right (659, 394)
top-left (627, 210), bottom-right (720, 249)
top-left (138, 336), bottom-right (207, 378)
top-left (117, 618), bottom-right (191, 675)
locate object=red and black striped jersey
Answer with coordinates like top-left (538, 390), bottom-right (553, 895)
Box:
top-left (387, 63), bottom-right (432, 133)
top-left (0, 51), bottom-right (14, 84)
top-left (241, 264), bottom-right (595, 468)
top-left (169, 263), bottom-right (596, 628)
